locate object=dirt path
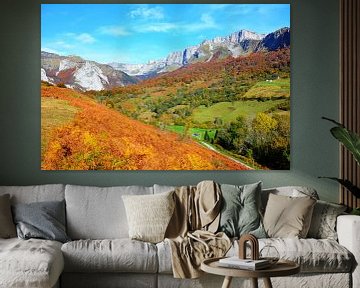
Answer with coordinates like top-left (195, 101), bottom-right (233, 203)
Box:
top-left (199, 141), bottom-right (254, 170)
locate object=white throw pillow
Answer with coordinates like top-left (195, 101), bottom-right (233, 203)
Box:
top-left (122, 191), bottom-right (175, 243)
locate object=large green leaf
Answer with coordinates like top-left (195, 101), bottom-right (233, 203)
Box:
top-left (319, 177), bottom-right (360, 199)
top-left (322, 117), bottom-right (360, 165)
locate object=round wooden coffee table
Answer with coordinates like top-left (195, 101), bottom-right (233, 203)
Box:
top-left (201, 257), bottom-right (300, 288)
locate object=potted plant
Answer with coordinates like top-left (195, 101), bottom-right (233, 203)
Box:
top-left (320, 117), bottom-right (360, 215)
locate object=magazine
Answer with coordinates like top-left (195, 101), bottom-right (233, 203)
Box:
top-left (218, 257), bottom-right (271, 270)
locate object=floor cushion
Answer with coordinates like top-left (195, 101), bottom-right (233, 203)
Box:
top-left (0, 238), bottom-right (63, 288)
top-left (61, 239), bottom-right (158, 273)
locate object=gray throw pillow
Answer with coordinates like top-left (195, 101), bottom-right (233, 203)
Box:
top-left (0, 194), bottom-right (16, 238)
top-left (12, 200), bottom-right (70, 243)
top-left (307, 200), bottom-right (347, 240)
top-left (218, 182), bottom-right (266, 238)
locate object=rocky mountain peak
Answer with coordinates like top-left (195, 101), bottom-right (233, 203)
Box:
top-left (41, 53), bottom-right (138, 91)
top-left (231, 29), bottom-right (266, 43)
top-left (255, 27), bottom-right (290, 52)
top-left (110, 27), bottom-right (287, 79)
top-left (42, 27), bottom-right (290, 90)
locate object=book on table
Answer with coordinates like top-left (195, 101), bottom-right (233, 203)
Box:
top-left (218, 257), bottom-right (271, 270)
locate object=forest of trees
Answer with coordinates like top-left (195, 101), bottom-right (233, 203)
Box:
top-left (215, 113), bottom-right (290, 169)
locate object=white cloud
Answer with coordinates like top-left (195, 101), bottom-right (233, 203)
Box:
top-left (227, 5), bottom-right (266, 16)
top-left (75, 33), bottom-right (96, 44)
top-left (208, 4), bottom-right (230, 11)
top-left (42, 32), bottom-right (96, 54)
top-left (135, 22), bottom-right (177, 33)
top-left (129, 6), bottom-right (164, 20)
top-left (64, 32), bottom-right (76, 37)
top-left (54, 40), bottom-right (74, 49)
top-left (201, 14), bottom-right (214, 25)
top-left (133, 14), bottom-right (217, 34)
top-left (98, 25), bottom-right (130, 37)
top-left (41, 47), bottom-right (61, 54)
top-left (183, 14), bottom-right (217, 32)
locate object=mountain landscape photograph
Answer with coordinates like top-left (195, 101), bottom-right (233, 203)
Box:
top-left (41, 4), bottom-right (291, 170)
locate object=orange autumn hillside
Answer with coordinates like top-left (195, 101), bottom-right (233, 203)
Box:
top-left (41, 84), bottom-right (251, 170)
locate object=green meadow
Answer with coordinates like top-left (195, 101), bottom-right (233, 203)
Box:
top-left (192, 99), bottom-right (288, 124)
top-left (41, 97), bottom-right (79, 156)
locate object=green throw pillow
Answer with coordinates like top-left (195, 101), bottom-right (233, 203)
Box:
top-left (218, 182), bottom-right (266, 238)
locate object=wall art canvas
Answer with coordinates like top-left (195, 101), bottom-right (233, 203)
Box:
top-left (41, 4), bottom-right (290, 170)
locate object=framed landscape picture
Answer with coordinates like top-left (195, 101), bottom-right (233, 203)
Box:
top-left (41, 4), bottom-right (290, 170)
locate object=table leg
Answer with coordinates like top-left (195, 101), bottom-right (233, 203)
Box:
top-left (263, 277), bottom-right (273, 288)
top-left (251, 278), bottom-right (258, 288)
top-left (221, 276), bottom-right (233, 288)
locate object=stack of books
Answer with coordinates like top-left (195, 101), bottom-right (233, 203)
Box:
top-left (218, 257), bottom-right (271, 270)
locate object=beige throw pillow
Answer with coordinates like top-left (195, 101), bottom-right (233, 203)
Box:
top-left (263, 193), bottom-right (316, 238)
top-left (122, 191), bottom-right (175, 243)
top-left (0, 194), bottom-right (16, 238)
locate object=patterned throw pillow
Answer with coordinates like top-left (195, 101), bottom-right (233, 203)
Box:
top-left (122, 191), bottom-right (175, 243)
top-left (218, 182), bottom-right (266, 239)
top-left (263, 193), bottom-right (316, 238)
top-left (307, 200), bottom-right (347, 240)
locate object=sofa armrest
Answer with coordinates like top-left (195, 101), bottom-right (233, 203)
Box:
top-left (337, 215), bottom-right (360, 288)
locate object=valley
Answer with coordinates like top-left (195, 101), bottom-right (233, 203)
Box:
top-left (41, 26), bottom-right (290, 170)
top-left (90, 48), bottom-right (291, 170)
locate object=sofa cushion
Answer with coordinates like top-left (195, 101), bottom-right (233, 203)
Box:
top-left (261, 238), bottom-right (354, 273)
top-left (0, 184), bottom-right (65, 204)
top-left (0, 238), bottom-right (64, 288)
top-left (234, 238), bottom-right (353, 273)
top-left (157, 237), bottom-right (353, 274)
top-left (61, 239), bottom-right (158, 273)
top-left (156, 240), bottom-right (173, 274)
top-left (0, 194), bottom-right (16, 238)
top-left (153, 184), bottom-right (176, 194)
top-left (65, 185), bottom-right (153, 239)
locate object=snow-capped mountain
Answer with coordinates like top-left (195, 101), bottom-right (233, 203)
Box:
top-left (109, 28), bottom-right (288, 79)
top-left (41, 52), bottom-right (138, 91)
top-left (108, 61), bottom-right (167, 79)
top-left (41, 27), bottom-right (290, 90)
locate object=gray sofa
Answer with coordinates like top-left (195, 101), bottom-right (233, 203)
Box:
top-left (0, 184), bottom-right (359, 288)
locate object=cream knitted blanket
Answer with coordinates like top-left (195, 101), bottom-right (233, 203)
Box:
top-left (165, 180), bottom-right (231, 278)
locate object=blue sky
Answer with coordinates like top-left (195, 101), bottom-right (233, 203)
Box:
top-left (41, 4), bottom-right (290, 64)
